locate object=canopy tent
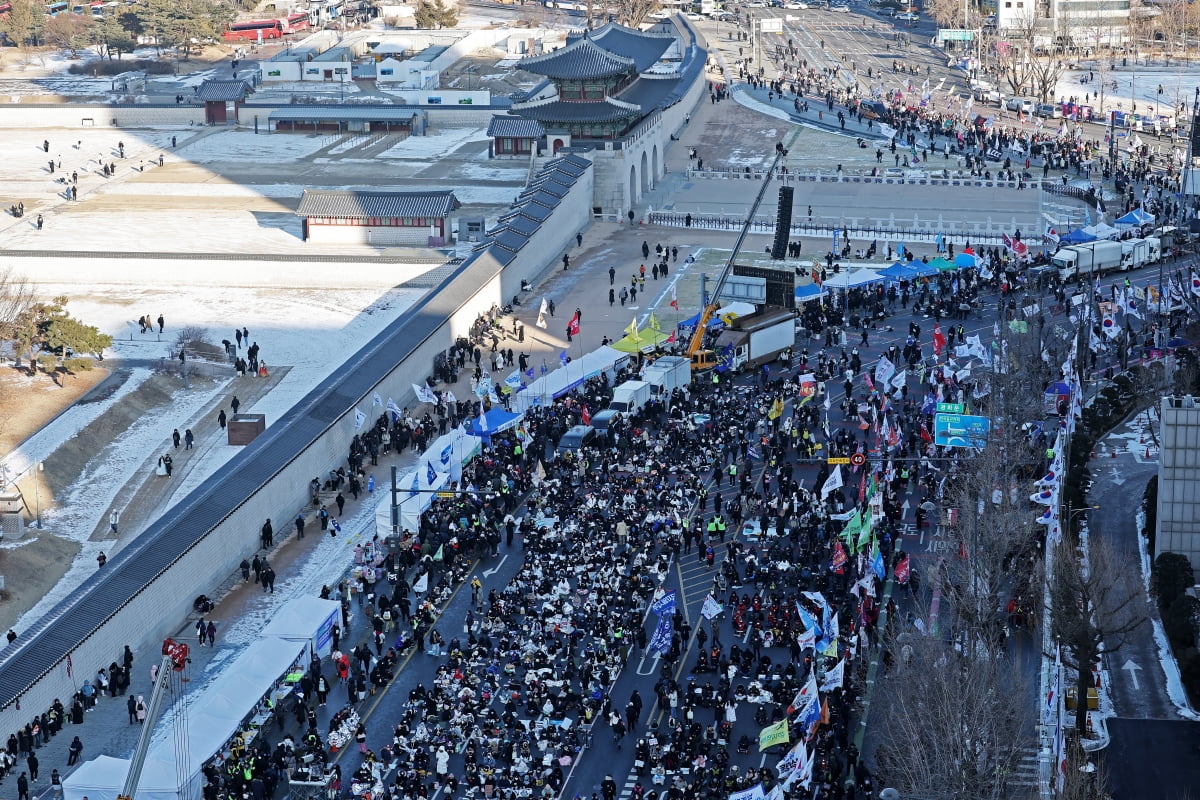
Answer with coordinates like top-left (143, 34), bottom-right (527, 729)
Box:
top-left (511, 345), bottom-right (629, 412)
top-left (1115, 208), bottom-right (1154, 226)
top-left (464, 407), bottom-right (523, 438)
top-left (878, 262), bottom-right (917, 280)
top-left (63, 638), bottom-right (308, 800)
top-left (260, 597), bottom-right (341, 658)
top-left (675, 301), bottom-right (755, 332)
top-left (794, 283), bottom-right (828, 302)
top-left (374, 426), bottom-right (479, 536)
top-left (822, 269), bottom-right (884, 289)
top-left (1059, 228), bottom-right (1097, 244)
top-left (928, 257), bottom-right (957, 272)
top-left (954, 251), bottom-right (977, 268)
top-left (909, 260), bottom-right (938, 277)
top-left (1084, 222), bottom-right (1120, 239)
top-left (612, 327), bottom-right (671, 354)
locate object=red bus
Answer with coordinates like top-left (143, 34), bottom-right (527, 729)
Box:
top-left (284, 12), bottom-right (311, 33)
top-left (222, 19), bottom-right (284, 42)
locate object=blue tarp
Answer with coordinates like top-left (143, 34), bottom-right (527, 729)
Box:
top-left (1059, 228), bottom-right (1097, 244)
top-left (464, 407), bottom-right (523, 439)
top-left (795, 284), bottom-right (827, 302)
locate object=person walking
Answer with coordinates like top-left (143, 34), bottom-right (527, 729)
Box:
top-left (231, 396), bottom-right (241, 415)
top-left (196, 617), bottom-right (207, 646)
top-left (109, 509), bottom-right (119, 534)
top-left (17, 772), bottom-right (29, 800)
top-left (135, 696), bottom-right (147, 724)
top-left (184, 429), bottom-right (194, 449)
top-left (218, 409), bottom-right (227, 429)
top-left (205, 620), bottom-right (216, 645)
top-left (260, 518), bottom-right (273, 549)
top-left (27, 753), bottom-right (38, 781)
top-left (172, 429), bottom-right (181, 449)
top-left (294, 513), bottom-right (305, 540)
top-left (127, 695), bottom-right (137, 724)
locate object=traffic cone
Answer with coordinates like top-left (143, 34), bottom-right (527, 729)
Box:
top-left (1090, 450), bottom-right (1096, 459)
top-left (1111, 447), bottom-right (1117, 458)
top-left (1145, 446), bottom-right (1151, 459)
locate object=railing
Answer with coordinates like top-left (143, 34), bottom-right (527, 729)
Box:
top-left (645, 211), bottom-right (1020, 246)
top-left (684, 166), bottom-right (1049, 191)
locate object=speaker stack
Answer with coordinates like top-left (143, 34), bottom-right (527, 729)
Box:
top-left (770, 186), bottom-right (794, 260)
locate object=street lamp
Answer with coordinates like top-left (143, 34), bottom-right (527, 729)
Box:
top-left (35, 462), bottom-right (43, 530)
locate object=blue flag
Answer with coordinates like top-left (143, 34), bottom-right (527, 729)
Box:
top-left (871, 546), bottom-right (886, 580)
top-left (559, 350), bottom-right (569, 366)
top-left (935, 233), bottom-right (944, 252)
top-left (796, 602), bottom-right (820, 636)
top-left (525, 367), bottom-right (534, 378)
top-left (426, 461), bottom-right (436, 485)
top-left (408, 472), bottom-right (419, 498)
top-left (715, 342), bottom-right (736, 373)
top-left (440, 443), bottom-right (452, 465)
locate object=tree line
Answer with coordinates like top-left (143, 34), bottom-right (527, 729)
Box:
top-left (0, 0), bottom-right (236, 60)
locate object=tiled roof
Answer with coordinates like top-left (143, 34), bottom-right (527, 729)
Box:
top-left (513, 97), bottom-right (642, 124)
top-left (519, 37), bottom-right (636, 79)
top-left (486, 115), bottom-right (545, 138)
top-left (296, 190), bottom-right (460, 218)
top-left (616, 74), bottom-right (683, 114)
top-left (586, 22), bottom-right (675, 72)
top-left (195, 79), bottom-right (251, 102)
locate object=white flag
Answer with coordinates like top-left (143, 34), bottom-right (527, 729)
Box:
top-left (372, 392), bottom-right (382, 407)
top-left (413, 572), bottom-right (429, 594)
top-left (412, 383), bottom-right (437, 404)
top-left (445, 390), bottom-right (457, 404)
top-left (386, 398), bottom-right (402, 419)
top-left (353, 407), bottom-right (366, 430)
top-left (820, 659), bottom-right (845, 692)
top-left (537, 297), bottom-right (549, 329)
top-left (889, 369), bottom-right (907, 391)
top-left (700, 593), bottom-right (723, 620)
top-left (821, 466), bottom-right (843, 498)
top-left (874, 355), bottom-right (895, 388)
top-left (478, 406), bottom-right (489, 432)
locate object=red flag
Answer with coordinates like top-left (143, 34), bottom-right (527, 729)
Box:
top-left (581, 404), bottom-right (591, 426)
top-left (666, 330), bottom-right (676, 344)
top-left (858, 469), bottom-right (867, 503)
top-left (932, 324), bottom-right (946, 357)
top-left (894, 554), bottom-right (911, 584)
top-left (920, 422), bottom-right (932, 443)
top-left (669, 285), bottom-right (678, 310)
top-left (567, 311), bottom-right (581, 338)
top-left (831, 540), bottom-right (848, 573)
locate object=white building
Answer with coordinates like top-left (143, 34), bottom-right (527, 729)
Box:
top-left (996, 0), bottom-right (1130, 48)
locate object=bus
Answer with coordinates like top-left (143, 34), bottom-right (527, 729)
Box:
top-left (46, 1), bottom-right (69, 14)
top-left (284, 12), bottom-right (311, 33)
top-left (222, 19), bottom-right (284, 42)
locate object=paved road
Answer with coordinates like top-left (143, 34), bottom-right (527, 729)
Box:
top-left (1087, 422), bottom-right (1177, 723)
top-left (1106, 718), bottom-right (1200, 800)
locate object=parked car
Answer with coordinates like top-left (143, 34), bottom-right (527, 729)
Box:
top-left (785, 1), bottom-right (809, 8)
top-left (829, 3), bottom-right (851, 12)
top-left (1006, 96), bottom-right (1035, 113)
top-left (897, 11), bottom-right (919, 20)
top-left (1036, 103), bottom-right (1062, 119)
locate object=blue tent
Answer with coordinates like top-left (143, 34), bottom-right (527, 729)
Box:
top-left (464, 407), bottom-right (523, 440)
top-left (1115, 208), bottom-right (1154, 226)
top-left (878, 262), bottom-right (918, 280)
top-left (1060, 228), bottom-right (1097, 244)
top-left (909, 261), bottom-right (939, 277)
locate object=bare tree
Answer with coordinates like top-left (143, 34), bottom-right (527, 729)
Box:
top-left (875, 629), bottom-right (1034, 800)
top-left (613, 0), bottom-right (660, 28)
top-left (0, 0), bottom-right (45, 62)
top-left (1049, 534), bottom-right (1148, 735)
top-left (0, 267), bottom-right (35, 347)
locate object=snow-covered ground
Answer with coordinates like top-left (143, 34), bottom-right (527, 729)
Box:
top-left (5, 282), bottom-right (425, 631)
top-left (1056, 62), bottom-right (1199, 119)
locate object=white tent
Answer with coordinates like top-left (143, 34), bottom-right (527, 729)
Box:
top-left (373, 426), bottom-right (478, 537)
top-left (511, 345), bottom-right (631, 411)
top-left (260, 597), bottom-right (341, 658)
top-left (1084, 222), bottom-right (1120, 239)
top-left (63, 638), bottom-right (307, 800)
top-left (822, 269), bottom-right (884, 289)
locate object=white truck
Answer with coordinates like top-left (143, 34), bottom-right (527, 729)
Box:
top-left (643, 355), bottom-right (691, 403)
top-left (1121, 238), bottom-right (1157, 270)
top-left (608, 380), bottom-right (652, 415)
top-left (710, 308), bottom-right (795, 372)
top-left (1052, 240), bottom-right (1126, 281)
